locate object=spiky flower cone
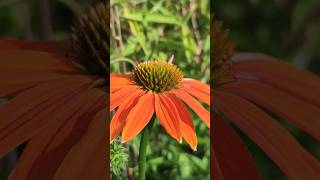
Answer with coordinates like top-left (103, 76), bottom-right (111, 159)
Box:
top-left (132, 61), bottom-right (183, 93)
top-left (70, 2), bottom-right (109, 77)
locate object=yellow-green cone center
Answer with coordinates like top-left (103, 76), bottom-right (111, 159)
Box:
top-left (70, 2), bottom-right (109, 77)
top-left (132, 61), bottom-right (183, 93)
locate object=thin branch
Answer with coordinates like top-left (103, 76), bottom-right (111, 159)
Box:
top-left (38, 0), bottom-right (53, 40)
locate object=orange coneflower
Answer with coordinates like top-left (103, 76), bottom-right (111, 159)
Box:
top-left (0, 3), bottom-right (108, 180)
top-left (110, 58), bottom-right (210, 150)
top-left (212, 20), bottom-right (320, 179)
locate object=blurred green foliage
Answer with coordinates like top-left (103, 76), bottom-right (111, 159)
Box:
top-left (0, 0), bottom-right (77, 40)
top-left (110, 0), bottom-right (210, 179)
top-left (111, 0), bottom-right (210, 82)
top-left (214, 0), bottom-right (320, 74)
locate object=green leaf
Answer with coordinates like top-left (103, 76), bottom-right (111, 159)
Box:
top-left (121, 10), bottom-right (182, 25)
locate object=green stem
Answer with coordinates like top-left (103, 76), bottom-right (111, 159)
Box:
top-left (138, 116), bottom-right (155, 180)
top-left (110, 58), bottom-right (136, 67)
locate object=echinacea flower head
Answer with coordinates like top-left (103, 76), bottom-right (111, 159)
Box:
top-left (110, 59), bottom-right (210, 150)
top-left (70, 2), bottom-right (109, 77)
top-left (132, 61), bottom-right (183, 93)
top-left (0, 2), bottom-right (108, 179)
top-left (212, 18), bottom-right (320, 179)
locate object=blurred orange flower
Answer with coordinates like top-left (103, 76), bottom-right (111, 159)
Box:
top-left (0, 0), bottom-right (111, 175)
top-left (0, 38), bottom-right (107, 179)
top-left (0, 3), bottom-right (109, 179)
top-left (212, 20), bottom-right (320, 179)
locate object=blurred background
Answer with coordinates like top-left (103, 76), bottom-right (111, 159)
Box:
top-left (214, 0), bottom-right (320, 179)
top-left (214, 0), bottom-right (320, 73)
top-left (0, 0), bottom-right (89, 41)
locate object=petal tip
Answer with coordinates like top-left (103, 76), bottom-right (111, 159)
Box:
top-left (121, 138), bottom-right (127, 143)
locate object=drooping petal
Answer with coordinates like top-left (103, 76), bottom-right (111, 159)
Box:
top-left (0, 76), bottom-right (94, 158)
top-left (110, 74), bottom-right (134, 92)
top-left (54, 109), bottom-right (107, 180)
top-left (173, 89), bottom-right (210, 128)
top-left (211, 144), bottom-right (225, 180)
top-left (0, 50), bottom-right (82, 97)
top-left (182, 78), bottom-right (210, 95)
top-left (214, 91), bottom-right (320, 180)
top-left (154, 94), bottom-right (182, 142)
top-left (110, 91), bottom-right (143, 142)
top-left (222, 80), bottom-right (320, 141)
top-left (110, 85), bottom-right (140, 111)
top-left (0, 83), bottom-right (37, 98)
top-left (168, 93), bottom-right (197, 150)
top-left (8, 89), bottom-right (105, 180)
top-left (110, 84), bottom-right (134, 93)
top-left (0, 50), bottom-right (77, 72)
top-left (231, 55), bottom-right (320, 108)
top-left (212, 112), bottom-right (261, 180)
top-left (121, 92), bottom-right (154, 142)
top-left (182, 79), bottom-right (210, 105)
top-left (0, 69), bottom-right (74, 84)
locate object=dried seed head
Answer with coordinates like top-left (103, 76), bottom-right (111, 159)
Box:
top-left (70, 2), bottom-right (109, 77)
top-left (132, 61), bottom-right (183, 93)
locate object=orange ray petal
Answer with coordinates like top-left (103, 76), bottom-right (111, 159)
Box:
top-left (168, 93), bottom-right (197, 150)
top-left (110, 92), bottom-right (143, 142)
top-left (0, 83), bottom-right (37, 98)
top-left (0, 69), bottom-right (74, 84)
top-left (231, 55), bottom-right (320, 108)
top-left (121, 92), bottom-right (154, 142)
top-left (181, 84), bottom-right (210, 105)
top-left (211, 151), bottom-right (224, 180)
top-left (182, 78), bottom-right (210, 95)
top-left (154, 94), bottom-right (182, 142)
top-left (0, 50), bottom-right (77, 72)
top-left (54, 109), bottom-right (106, 180)
top-left (222, 80), bottom-right (320, 141)
top-left (214, 91), bottom-right (320, 179)
top-left (212, 112), bottom-right (260, 180)
top-left (110, 74), bottom-right (134, 92)
top-left (0, 50), bottom-right (82, 87)
top-left (8, 90), bottom-right (104, 180)
top-left (110, 85), bottom-right (140, 111)
top-left (173, 89), bottom-right (210, 128)
top-left (0, 76), bottom-right (93, 158)
top-left (110, 84), bottom-right (134, 93)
